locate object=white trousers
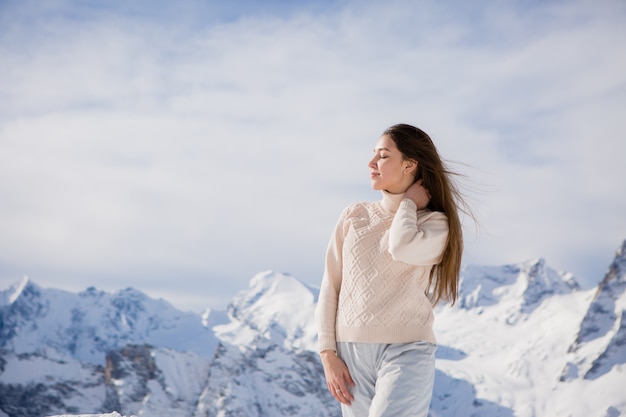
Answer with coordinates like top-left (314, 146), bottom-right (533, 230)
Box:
top-left (337, 341), bottom-right (437, 417)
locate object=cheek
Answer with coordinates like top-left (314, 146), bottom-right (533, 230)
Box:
top-left (380, 162), bottom-right (400, 176)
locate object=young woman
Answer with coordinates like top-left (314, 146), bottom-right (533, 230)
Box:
top-left (316, 124), bottom-right (466, 417)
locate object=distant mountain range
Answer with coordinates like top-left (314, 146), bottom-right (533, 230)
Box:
top-left (1, 239), bottom-right (625, 417)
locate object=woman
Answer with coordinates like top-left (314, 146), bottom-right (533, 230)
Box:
top-left (315, 124), bottom-right (466, 417)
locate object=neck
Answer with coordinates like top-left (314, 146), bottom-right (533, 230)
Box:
top-left (380, 189), bottom-right (405, 212)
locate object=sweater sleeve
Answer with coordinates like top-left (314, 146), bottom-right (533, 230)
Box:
top-left (388, 199), bottom-right (449, 266)
top-left (315, 209), bottom-right (347, 353)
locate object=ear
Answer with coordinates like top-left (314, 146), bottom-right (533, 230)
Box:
top-left (403, 160), bottom-right (418, 175)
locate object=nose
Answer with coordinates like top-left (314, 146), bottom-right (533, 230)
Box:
top-left (368, 156), bottom-right (377, 169)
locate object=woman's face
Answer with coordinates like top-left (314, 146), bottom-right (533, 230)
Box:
top-left (368, 134), bottom-right (414, 194)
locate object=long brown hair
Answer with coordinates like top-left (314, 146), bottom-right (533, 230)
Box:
top-left (384, 123), bottom-right (468, 305)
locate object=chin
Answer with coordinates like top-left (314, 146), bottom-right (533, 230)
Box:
top-left (370, 181), bottom-right (382, 190)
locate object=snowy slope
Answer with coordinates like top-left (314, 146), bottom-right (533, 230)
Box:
top-left (0, 350), bottom-right (105, 416)
top-left (435, 259), bottom-right (595, 417)
top-left (2, 241), bottom-right (626, 417)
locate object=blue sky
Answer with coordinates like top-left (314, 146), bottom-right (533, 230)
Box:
top-left (1, 0), bottom-right (625, 312)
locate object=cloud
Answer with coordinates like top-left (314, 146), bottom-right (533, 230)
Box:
top-left (0, 0), bottom-right (625, 311)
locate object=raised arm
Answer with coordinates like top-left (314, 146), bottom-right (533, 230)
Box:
top-left (388, 199), bottom-right (449, 265)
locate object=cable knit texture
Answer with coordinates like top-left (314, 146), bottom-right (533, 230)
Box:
top-left (316, 190), bottom-right (449, 352)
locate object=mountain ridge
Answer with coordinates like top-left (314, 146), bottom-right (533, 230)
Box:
top-left (1, 240), bottom-right (625, 417)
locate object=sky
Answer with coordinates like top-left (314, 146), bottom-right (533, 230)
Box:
top-left (1, 0), bottom-right (625, 313)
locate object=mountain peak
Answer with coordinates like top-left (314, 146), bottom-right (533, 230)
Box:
top-left (598, 239), bottom-right (626, 289)
top-left (0, 279), bottom-right (222, 365)
top-left (0, 276), bottom-right (36, 307)
top-left (229, 271), bottom-right (316, 320)
top-left (522, 258), bottom-right (579, 307)
top-left (570, 239), bottom-right (626, 357)
top-left (458, 258), bottom-right (579, 314)
top-left (4, 241), bottom-right (626, 417)
top-left (562, 240), bottom-right (626, 382)
top-left (216, 271), bottom-right (318, 351)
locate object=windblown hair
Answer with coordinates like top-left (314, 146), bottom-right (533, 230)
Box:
top-left (384, 123), bottom-right (469, 305)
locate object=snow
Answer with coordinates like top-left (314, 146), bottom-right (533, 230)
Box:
top-left (152, 348), bottom-right (211, 403)
top-left (4, 239), bottom-right (626, 417)
top-left (436, 287), bottom-right (596, 417)
top-left (48, 414), bottom-right (133, 417)
top-left (216, 271), bottom-right (319, 352)
top-left (432, 250), bottom-right (626, 417)
top-left (0, 275), bottom-right (30, 306)
top-left (1, 279), bottom-right (225, 365)
top-left (2, 352), bottom-right (89, 385)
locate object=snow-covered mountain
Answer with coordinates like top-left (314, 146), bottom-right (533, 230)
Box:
top-left (1, 240), bottom-right (625, 417)
top-left (0, 271), bottom-right (336, 417)
top-left (0, 278), bottom-right (226, 365)
top-left (433, 247), bottom-right (626, 417)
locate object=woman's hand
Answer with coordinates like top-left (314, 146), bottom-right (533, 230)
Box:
top-left (404, 179), bottom-right (431, 210)
top-left (320, 350), bottom-right (355, 405)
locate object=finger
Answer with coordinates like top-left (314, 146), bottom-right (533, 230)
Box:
top-left (337, 378), bottom-right (354, 401)
top-left (334, 386), bottom-right (352, 405)
top-left (339, 386), bottom-right (354, 402)
top-left (341, 376), bottom-right (355, 400)
top-left (328, 383), bottom-right (346, 404)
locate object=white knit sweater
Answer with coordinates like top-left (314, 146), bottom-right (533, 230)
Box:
top-left (316, 190), bottom-right (449, 352)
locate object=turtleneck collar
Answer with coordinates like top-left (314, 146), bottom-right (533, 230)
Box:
top-left (379, 189), bottom-right (406, 213)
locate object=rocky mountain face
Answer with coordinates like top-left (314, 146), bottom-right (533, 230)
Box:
top-left (103, 344), bottom-right (211, 417)
top-left (1, 241), bottom-right (625, 417)
top-left (0, 350), bottom-right (103, 417)
top-left (193, 272), bottom-right (336, 417)
top-left (0, 271), bottom-right (337, 417)
top-left (567, 239), bottom-right (626, 381)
